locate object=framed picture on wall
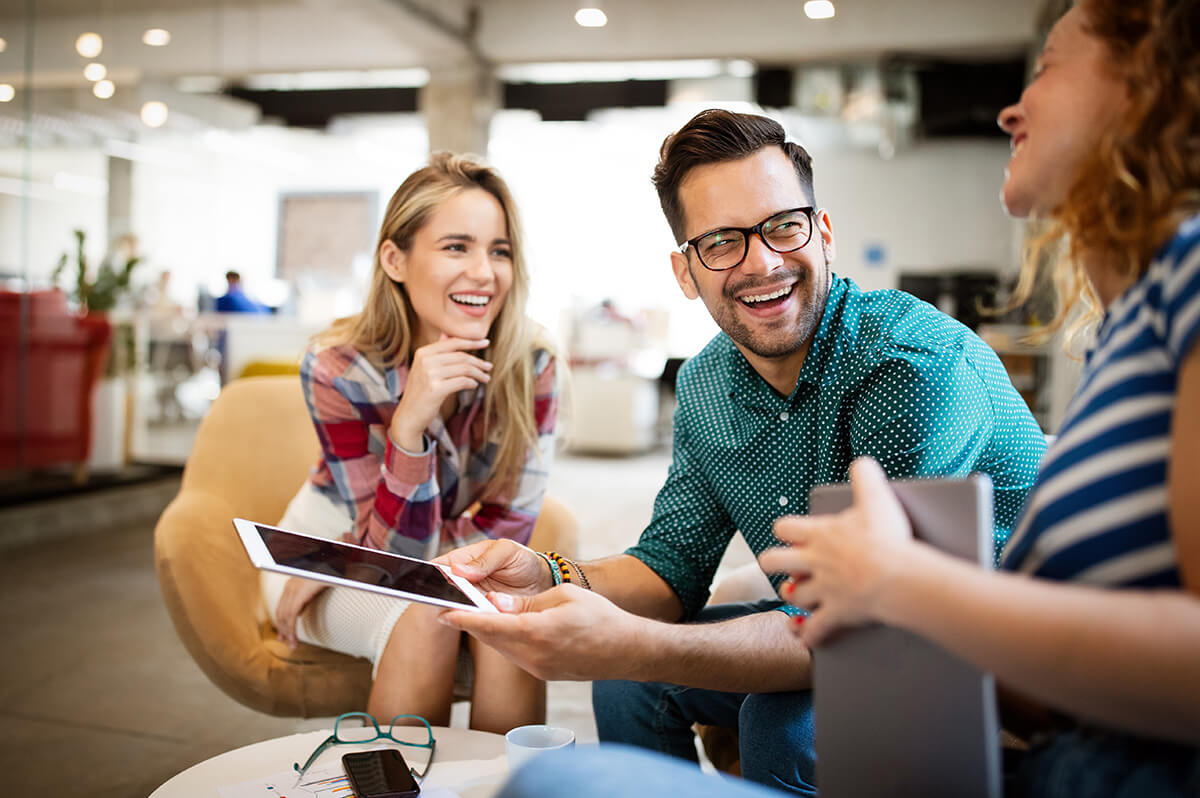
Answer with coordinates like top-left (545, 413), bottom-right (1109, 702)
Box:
top-left (276, 191), bottom-right (378, 282)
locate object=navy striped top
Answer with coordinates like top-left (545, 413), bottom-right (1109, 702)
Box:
top-left (1002, 211), bottom-right (1200, 586)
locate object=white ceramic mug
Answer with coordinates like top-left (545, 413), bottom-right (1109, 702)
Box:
top-left (504, 724), bottom-right (576, 771)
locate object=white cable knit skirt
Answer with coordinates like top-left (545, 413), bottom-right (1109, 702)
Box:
top-left (260, 482), bottom-right (411, 677)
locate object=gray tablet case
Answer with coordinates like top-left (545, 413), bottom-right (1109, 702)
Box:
top-left (809, 475), bottom-right (1001, 798)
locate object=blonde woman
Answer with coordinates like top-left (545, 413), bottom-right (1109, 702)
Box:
top-left (262, 153), bottom-right (556, 732)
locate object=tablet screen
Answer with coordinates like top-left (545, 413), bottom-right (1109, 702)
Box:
top-left (255, 525), bottom-right (474, 606)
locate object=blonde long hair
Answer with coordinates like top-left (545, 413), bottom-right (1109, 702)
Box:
top-left (1010, 0), bottom-right (1200, 346)
top-left (318, 152), bottom-right (549, 498)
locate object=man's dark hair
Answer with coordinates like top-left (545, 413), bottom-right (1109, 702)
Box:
top-left (652, 109), bottom-right (816, 244)
top-left (225, 270), bottom-right (241, 282)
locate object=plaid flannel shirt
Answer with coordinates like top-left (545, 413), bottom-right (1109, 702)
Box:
top-left (300, 342), bottom-right (558, 559)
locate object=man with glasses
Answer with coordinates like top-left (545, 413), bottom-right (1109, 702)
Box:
top-left (442, 109), bottom-right (1046, 794)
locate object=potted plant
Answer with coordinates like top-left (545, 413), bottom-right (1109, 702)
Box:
top-left (51, 229), bottom-right (142, 317)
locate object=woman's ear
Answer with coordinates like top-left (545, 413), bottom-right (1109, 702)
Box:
top-left (379, 240), bottom-right (407, 282)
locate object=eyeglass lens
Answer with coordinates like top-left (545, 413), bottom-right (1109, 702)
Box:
top-left (334, 713), bottom-right (382, 743)
top-left (695, 209), bottom-right (812, 270)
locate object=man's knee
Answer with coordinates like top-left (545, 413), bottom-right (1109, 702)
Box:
top-left (592, 679), bottom-right (660, 739)
top-left (592, 679), bottom-right (656, 717)
top-left (738, 691), bottom-right (817, 796)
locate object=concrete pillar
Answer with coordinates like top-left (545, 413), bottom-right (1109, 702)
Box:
top-left (420, 61), bottom-right (499, 157)
top-left (106, 155), bottom-right (133, 245)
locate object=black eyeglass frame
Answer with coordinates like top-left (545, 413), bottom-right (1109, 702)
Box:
top-left (292, 711), bottom-right (437, 781)
top-left (679, 206), bottom-right (817, 272)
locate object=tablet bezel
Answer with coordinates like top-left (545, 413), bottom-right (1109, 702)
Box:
top-left (233, 518), bottom-right (499, 614)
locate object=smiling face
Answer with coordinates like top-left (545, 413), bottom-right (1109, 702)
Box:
top-left (670, 146), bottom-right (835, 372)
top-left (380, 187), bottom-right (514, 348)
top-left (997, 4), bottom-right (1127, 219)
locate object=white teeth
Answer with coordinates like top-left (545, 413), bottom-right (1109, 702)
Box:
top-left (740, 285), bottom-right (792, 305)
top-left (451, 294), bottom-right (489, 306)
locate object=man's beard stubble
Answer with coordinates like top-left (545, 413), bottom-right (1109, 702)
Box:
top-left (697, 260), bottom-right (829, 360)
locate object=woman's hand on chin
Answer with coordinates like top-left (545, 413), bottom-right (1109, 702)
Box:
top-left (390, 334), bottom-right (492, 450)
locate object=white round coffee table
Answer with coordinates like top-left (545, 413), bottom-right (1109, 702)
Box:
top-left (150, 726), bottom-right (509, 798)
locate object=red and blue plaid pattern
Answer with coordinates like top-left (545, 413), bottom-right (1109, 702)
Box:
top-left (300, 342), bottom-right (558, 559)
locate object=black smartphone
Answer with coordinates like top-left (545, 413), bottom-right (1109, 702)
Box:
top-left (342, 749), bottom-right (420, 798)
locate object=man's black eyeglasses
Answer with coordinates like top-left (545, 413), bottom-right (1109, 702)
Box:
top-left (293, 712), bottom-right (436, 780)
top-left (680, 207), bottom-right (816, 271)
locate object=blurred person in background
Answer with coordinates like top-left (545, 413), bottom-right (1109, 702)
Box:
top-left (215, 270), bottom-right (271, 313)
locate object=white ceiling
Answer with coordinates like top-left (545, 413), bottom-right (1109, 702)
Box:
top-left (1, 0), bottom-right (1037, 84)
top-left (0, 0), bottom-right (1038, 146)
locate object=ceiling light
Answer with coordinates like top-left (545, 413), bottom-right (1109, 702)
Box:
top-left (93, 80), bottom-right (115, 99)
top-left (575, 8), bottom-right (608, 27)
top-left (0, 84), bottom-right (14, 103)
top-left (140, 101), bottom-right (169, 128)
top-left (804, 1), bottom-right (835, 19)
top-left (76, 32), bottom-right (103, 58)
top-left (83, 62), bottom-right (107, 81)
top-left (142, 28), bottom-right (171, 47)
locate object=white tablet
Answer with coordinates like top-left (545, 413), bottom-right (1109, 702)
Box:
top-left (233, 518), bottom-right (499, 613)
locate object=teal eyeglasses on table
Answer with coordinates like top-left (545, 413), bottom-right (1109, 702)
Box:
top-left (293, 712), bottom-right (437, 780)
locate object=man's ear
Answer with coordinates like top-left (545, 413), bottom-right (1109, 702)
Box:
top-left (670, 251), bottom-right (700, 300)
top-left (816, 209), bottom-right (836, 265)
top-left (379, 240), bottom-right (407, 282)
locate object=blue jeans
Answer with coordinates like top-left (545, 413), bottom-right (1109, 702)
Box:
top-left (591, 601), bottom-right (816, 796)
top-left (1014, 730), bottom-right (1200, 798)
top-left (499, 744), bottom-right (780, 798)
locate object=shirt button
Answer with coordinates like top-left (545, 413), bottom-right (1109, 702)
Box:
top-left (779, 495), bottom-right (789, 507)
top-left (779, 411), bottom-right (790, 422)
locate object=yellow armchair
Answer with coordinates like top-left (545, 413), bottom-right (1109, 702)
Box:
top-left (155, 375), bottom-right (578, 717)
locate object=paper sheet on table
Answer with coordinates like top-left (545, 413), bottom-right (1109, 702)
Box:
top-left (217, 755), bottom-right (507, 798)
top-left (423, 753), bottom-right (509, 790)
top-left (218, 763), bottom-right (357, 798)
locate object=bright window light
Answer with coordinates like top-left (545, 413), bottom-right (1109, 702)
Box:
top-left (0, 84), bottom-right (14, 103)
top-left (141, 101), bottom-right (169, 128)
top-left (142, 28), bottom-right (171, 47)
top-left (76, 32), bottom-right (103, 58)
top-left (499, 59), bottom-right (751, 84)
top-left (243, 68), bottom-right (429, 91)
top-left (83, 62), bottom-right (107, 81)
top-left (575, 8), bottom-right (608, 27)
top-left (804, 1), bottom-right (835, 19)
top-left (93, 79), bottom-right (115, 99)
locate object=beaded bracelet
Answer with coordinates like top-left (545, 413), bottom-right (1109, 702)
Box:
top-left (543, 551), bottom-right (573, 585)
top-left (535, 551), bottom-right (562, 586)
top-left (541, 551), bottom-right (592, 589)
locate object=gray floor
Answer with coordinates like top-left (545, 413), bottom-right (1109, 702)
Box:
top-left (0, 445), bottom-right (756, 796)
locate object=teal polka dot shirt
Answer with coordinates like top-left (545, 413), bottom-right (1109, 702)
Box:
top-left (627, 275), bottom-right (1047, 618)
